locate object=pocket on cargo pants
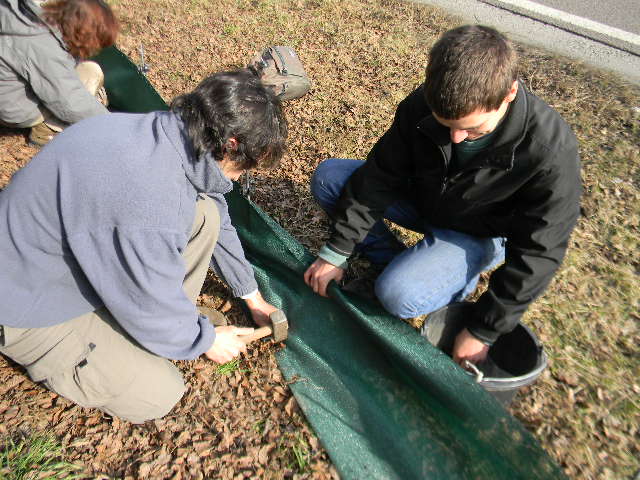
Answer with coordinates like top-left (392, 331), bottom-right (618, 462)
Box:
top-left (4, 309), bottom-right (185, 423)
top-left (28, 329), bottom-right (130, 409)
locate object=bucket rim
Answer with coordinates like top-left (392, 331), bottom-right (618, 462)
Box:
top-left (471, 348), bottom-right (548, 389)
top-left (466, 322), bottom-right (548, 387)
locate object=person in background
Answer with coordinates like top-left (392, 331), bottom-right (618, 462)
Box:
top-left (304, 25), bottom-right (581, 368)
top-left (0, 0), bottom-right (118, 146)
top-left (0, 69), bottom-right (287, 423)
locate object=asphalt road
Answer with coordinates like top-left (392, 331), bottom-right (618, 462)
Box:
top-left (534, 0), bottom-right (639, 35)
top-left (412, 0), bottom-right (640, 85)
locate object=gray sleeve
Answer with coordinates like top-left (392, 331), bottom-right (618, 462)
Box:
top-left (20, 34), bottom-right (108, 124)
top-left (208, 193), bottom-right (259, 297)
top-left (67, 226), bottom-right (216, 361)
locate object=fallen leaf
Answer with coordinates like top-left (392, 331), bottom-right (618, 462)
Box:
top-left (284, 396), bottom-right (298, 417)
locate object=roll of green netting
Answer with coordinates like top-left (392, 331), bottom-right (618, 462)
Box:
top-left (93, 46), bottom-right (168, 113)
top-left (94, 45), bottom-right (566, 480)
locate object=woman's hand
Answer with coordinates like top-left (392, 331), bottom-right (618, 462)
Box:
top-left (303, 258), bottom-right (345, 297)
top-left (244, 291), bottom-right (278, 327)
top-left (204, 326), bottom-right (254, 364)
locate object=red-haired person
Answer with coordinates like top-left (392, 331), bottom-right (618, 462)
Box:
top-left (0, 0), bottom-right (119, 146)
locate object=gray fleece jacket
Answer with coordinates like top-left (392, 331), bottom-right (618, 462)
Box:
top-left (0, 111), bottom-right (258, 360)
top-left (0, 0), bottom-right (107, 126)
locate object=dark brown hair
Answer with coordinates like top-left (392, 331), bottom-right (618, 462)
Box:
top-left (43, 0), bottom-right (119, 59)
top-left (171, 69), bottom-right (288, 170)
top-left (424, 25), bottom-right (518, 119)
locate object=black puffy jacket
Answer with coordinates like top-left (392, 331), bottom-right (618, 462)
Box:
top-left (327, 82), bottom-right (581, 342)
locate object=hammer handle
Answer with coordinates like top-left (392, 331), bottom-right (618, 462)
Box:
top-left (238, 325), bottom-right (273, 344)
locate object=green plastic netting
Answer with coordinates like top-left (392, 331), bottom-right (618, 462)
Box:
top-left (93, 46), bottom-right (566, 480)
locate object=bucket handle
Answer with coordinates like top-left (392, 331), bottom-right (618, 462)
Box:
top-left (463, 360), bottom-right (484, 383)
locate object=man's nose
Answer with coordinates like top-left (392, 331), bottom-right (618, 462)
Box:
top-left (450, 129), bottom-right (468, 143)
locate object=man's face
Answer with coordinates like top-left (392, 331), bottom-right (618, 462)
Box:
top-left (432, 106), bottom-right (506, 143)
top-left (431, 80), bottom-right (519, 144)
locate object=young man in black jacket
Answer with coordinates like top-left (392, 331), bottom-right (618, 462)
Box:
top-left (304, 25), bottom-right (581, 367)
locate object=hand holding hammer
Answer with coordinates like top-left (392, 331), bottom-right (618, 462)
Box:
top-left (238, 309), bottom-right (289, 344)
top-left (199, 305), bottom-right (289, 345)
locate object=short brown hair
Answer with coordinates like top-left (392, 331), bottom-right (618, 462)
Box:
top-left (43, 0), bottom-right (119, 60)
top-left (424, 25), bottom-right (517, 119)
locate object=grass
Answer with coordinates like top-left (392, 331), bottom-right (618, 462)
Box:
top-left (222, 24), bottom-right (239, 36)
top-left (278, 434), bottom-right (310, 474)
top-left (0, 434), bottom-right (80, 480)
top-left (0, 0), bottom-right (638, 477)
top-left (106, 0), bottom-right (640, 476)
top-left (291, 439), bottom-right (310, 472)
top-left (214, 358), bottom-right (248, 376)
top-left (253, 418), bottom-right (268, 433)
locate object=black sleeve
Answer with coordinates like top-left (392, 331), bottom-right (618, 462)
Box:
top-left (327, 86), bottom-right (427, 256)
top-left (469, 146), bottom-right (582, 343)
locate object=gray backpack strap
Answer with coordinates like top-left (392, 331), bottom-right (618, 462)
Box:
top-left (250, 46), bottom-right (311, 101)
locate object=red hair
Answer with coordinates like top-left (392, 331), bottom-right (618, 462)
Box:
top-left (43, 0), bottom-right (119, 59)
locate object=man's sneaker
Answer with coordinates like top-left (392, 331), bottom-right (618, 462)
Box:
top-left (341, 261), bottom-right (385, 301)
top-left (198, 306), bottom-right (228, 326)
top-left (28, 122), bottom-right (58, 147)
top-left (342, 276), bottom-right (378, 301)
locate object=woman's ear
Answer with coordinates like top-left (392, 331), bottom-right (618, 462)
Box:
top-left (224, 137), bottom-right (239, 152)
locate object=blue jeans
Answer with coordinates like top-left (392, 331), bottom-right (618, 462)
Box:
top-left (311, 158), bottom-right (505, 318)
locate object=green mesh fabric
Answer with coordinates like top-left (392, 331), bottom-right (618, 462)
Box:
top-left (95, 46), bottom-right (566, 480)
top-left (93, 46), bottom-right (168, 113)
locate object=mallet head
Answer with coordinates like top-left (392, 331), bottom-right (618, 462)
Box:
top-left (270, 309), bottom-right (289, 342)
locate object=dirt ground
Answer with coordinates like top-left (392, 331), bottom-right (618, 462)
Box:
top-left (0, 134), bottom-right (336, 477)
top-left (1, 0), bottom-right (639, 478)
top-left (0, 238), bottom-right (336, 479)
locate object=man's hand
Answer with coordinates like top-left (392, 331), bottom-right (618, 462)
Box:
top-left (452, 328), bottom-right (489, 367)
top-left (205, 326), bottom-right (254, 364)
top-left (303, 258), bottom-right (345, 297)
top-left (244, 291), bottom-right (278, 327)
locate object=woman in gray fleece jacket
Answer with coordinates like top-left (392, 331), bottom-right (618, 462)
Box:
top-left (0, 0), bottom-right (118, 145)
top-left (0, 69), bottom-right (288, 423)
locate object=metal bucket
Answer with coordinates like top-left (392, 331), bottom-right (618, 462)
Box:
top-left (420, 302), bottom-right (547, 406)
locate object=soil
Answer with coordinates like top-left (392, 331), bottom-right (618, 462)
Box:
top-left (0, 227), bottom-right (336, 478)
top-left (0, 129), bottom-right (335, 479)
top-left (1, 0), bottom-right (639, 478)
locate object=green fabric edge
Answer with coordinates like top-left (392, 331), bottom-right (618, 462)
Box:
top-left (94, 45), bottom-right (567, 480)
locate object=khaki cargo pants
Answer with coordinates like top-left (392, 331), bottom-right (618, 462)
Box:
top-left (0, 195), bottom-right (219, 423)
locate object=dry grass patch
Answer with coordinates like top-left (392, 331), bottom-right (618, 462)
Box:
top-left (0, 0), bottom-right (639, 478)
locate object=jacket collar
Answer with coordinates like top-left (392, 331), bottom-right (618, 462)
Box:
top-left (417, 80), bottom-right (530, 170)
top-left (2, 0), bottom-right (67, 50)
top-left (3, 0), bottom-right (39, 28)
top-left (159, 112), bottom-right (233, 196)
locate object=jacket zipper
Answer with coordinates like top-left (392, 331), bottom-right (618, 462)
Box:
top-left (432, 144), bottom-right (448, 213)
top-left (437, 146), bottom-right (486, 204)
top-left (417, 123), bottom-right (511, 212)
